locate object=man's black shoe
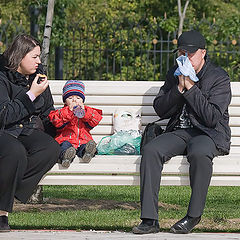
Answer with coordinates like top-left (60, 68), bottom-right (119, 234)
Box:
top-left (170, 215), bottom-right (201, 234)
top-left (132, 219), bottom-right (159, 234)
top-left (0, 216), bottom-right (10, 232)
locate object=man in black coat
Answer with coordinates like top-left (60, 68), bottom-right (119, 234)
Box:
top-left (133, 30), bottom-right (231, 234)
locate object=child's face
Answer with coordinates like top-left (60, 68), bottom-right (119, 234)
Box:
top-left (65, 95), bottom-right (83, 109)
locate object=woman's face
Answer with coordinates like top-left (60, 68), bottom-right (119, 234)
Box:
top-left (17, 46), bottom-right (41, 76)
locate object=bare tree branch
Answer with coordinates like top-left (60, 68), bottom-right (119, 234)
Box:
top-left (177, 0), bottom-right (190, 37)
top-left (182, 0), bottom-right (190, 17)
top-left (178, 0), bottom-right (182, 18)
top-left (41, 0), bottom-right (55, 73)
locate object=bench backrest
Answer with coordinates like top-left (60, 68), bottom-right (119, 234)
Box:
top-left (49, 81), bottom-right (240, 154)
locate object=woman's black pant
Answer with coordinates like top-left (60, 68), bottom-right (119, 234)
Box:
top-left (140, 128), bottom-right (219, 220)
top-left (0, 129), bottom-right (60, 212)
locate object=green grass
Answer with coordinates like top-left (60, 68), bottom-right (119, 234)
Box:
top-left (10, 185), bottom-right (240, 232)
top-left (11, 210), bottom-right (139, 231)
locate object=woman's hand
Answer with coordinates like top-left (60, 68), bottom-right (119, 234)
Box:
top-left (30, 74), bottom-right (49, 97)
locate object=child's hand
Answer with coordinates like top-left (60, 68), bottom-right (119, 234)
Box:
top-left (73, 105), bottom-right (85, 118)
top-left (78, 98), bottom-right (84, 109)
top-left (68, 102), bottom-right (78, 111)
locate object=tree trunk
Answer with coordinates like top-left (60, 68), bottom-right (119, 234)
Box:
top-left (177, 0), bottom-right (190, 37)
top-left (28, 0), bottom-right (55, 204)
top-left (41, 0), bottom-right (55, 73)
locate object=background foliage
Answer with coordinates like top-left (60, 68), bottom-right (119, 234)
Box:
top-left (0, 0), bottom-right (239, 81)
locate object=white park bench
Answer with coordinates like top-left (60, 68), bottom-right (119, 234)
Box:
top-left (40, 80), bottom-right (240, 187)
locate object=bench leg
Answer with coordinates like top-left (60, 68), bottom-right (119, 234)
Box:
top-left (27, 186), bottom-right (43, 204)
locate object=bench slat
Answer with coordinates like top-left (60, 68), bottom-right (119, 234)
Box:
top-left (40, 175), bottom-right (240, 186)
top-left (95, 115), bottom-right (240, 127)
top-left (48, 155), bottom-right (240, 175)
top-left (227, 146), bottom-right (240, 153)
top-left (53, 104), bottom-right (240, 118)
top-left (51, 81), bottom-right (161, 96)
top-left (53, 95), bottom-right (156, 106)
top-left (89, 125), bottom-right (240, 136)
top-left (52, 105), bottom-right (240, 127)
top-left (229, 107), bottom-right (240, 116)
top-left (53, 105), bottom-right (156, 116)
top-left (231, 82), bottom-right (240, 96)
top-left (230, 97), bottom-right (240, 106)
top-left (90, 135), bottom-right (240, 146)
top-left (50, 80), bottom-right (240, 96)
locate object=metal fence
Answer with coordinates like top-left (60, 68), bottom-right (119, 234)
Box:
top-left (0, 19), bottom-right (26, 47)
top-left (50, 20), bottom-right (179, 81)
top-left (49, 18), bottom-right (240, 81)
top-left (0, 18), bottom-right (239, 81)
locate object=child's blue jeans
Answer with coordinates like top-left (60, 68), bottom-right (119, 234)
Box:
top-left (60, 140), bottom-right (86, 159)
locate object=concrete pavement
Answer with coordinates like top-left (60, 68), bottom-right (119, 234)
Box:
top-left (0, 230), bottom-right (240, 240)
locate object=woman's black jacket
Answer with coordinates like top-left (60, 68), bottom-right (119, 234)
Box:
top-left (153, 56), bottom-right (232, 155)
top-left (0, 54), bottom-right (56, 137)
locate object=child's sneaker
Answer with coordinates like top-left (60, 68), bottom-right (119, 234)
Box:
top-left (82, 140), bottom-right (97, 163)
top-left (61, 147), bottom-right (76, 168)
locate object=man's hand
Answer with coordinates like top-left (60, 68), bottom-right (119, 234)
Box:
top-left (184, 76), bottom-right (195, 90)
top-left (178, 75), bottom-right (185, 92)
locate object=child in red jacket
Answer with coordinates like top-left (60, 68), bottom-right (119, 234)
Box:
top-left (49, 80), bottom-right (102, 167)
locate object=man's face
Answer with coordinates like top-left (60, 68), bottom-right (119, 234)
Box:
top-left (178, 49), bottom-right (206, 73)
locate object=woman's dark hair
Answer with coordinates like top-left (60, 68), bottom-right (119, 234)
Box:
top-left (3, 34), bottom-right (41, 71)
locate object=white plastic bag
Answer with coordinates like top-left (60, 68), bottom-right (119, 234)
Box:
top-left (113, 108), bottom-right (141, 132)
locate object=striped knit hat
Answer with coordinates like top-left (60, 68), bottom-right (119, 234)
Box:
top-left (62, 80), bottom-right (85, 102)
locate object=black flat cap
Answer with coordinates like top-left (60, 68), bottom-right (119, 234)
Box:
top-left (174, 30), bottom-right (206, 53)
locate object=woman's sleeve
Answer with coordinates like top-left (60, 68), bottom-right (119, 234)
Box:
top-left (0, 78), bottom-right (36, 127)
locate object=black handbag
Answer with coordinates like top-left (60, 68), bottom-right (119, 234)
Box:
top-left (140, 119), bottom-right (164, 154)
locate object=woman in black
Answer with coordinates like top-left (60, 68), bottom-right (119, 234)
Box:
top-left (0, 34), bottom-right (60, 232)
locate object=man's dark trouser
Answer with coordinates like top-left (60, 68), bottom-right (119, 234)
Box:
top-left (140, 128), bottom-right (219, 220)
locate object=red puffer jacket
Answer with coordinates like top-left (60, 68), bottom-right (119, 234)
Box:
top-left (48, 105), bottom-right (102, 148)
